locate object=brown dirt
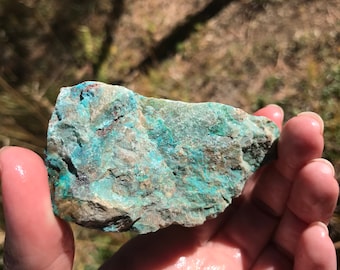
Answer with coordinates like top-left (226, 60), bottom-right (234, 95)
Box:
top-left (0, 0), bottom-right (339, 268)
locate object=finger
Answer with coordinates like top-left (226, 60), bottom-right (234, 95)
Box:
top-left (294, 222), bottom-right (336, 270)
top-left (253, 223), bottom-right (337, 270)
top-left (274, 159), bottom-right (338, 255)
top-left (276, 112), bottom-right (324, 180)
top-left (241, 104), bottom-right (284, 197)
top-left (252, 112), bottom-right (325, 216)
top-left (253, 104), bottom-right (284, 130)
top-left (0, 147), bottom-right (74, 270)
top-left (213, 112), bottom-right (325, 265)
top-left (288, 159), bottom-right (338, 224)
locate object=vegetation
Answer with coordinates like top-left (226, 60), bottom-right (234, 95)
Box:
top-left (0, 0), bottom-right (339, 268)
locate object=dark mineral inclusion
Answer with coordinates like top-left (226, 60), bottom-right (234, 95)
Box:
top-left (46, 81), bottom-right (280, 233)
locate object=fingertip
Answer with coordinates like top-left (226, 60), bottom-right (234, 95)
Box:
top-left (0, 146), bottom-right (42, 168)
top-left (0, 146), bottom-right (48, 191)
top-left (297, 112), bottom-right (324, 135)
top-left (0, 146), bottom-right (54, 229)
top-left (312, 221), bottom-right (329, 236)
top-left (276, 113), bottom-right (324, 179)
top-left (254, 104), bottom-right (284, 130)
top-left (295, 222), bottom-right (336, 270)
top-left (310, 158), bottom-right (336, 177)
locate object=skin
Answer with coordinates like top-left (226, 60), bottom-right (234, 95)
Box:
top-left (0, 105), bottom-right (338, 270)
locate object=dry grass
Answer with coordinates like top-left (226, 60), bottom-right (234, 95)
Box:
top-left (0, 0), bottom-right (339, 268)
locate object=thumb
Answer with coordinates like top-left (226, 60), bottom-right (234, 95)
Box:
top-left (0, 146), bottom-right (74, 270)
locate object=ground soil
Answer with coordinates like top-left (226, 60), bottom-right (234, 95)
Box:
top-left (0, 0), bottom-right (339, 268)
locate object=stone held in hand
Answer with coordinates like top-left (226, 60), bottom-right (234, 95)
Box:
top-left (46, 81), bottom-right (280, 233)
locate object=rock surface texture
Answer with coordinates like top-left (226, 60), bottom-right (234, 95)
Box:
top-left (46, 81), bottom-right (279, 233)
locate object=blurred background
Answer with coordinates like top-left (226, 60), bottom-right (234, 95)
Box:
top-left (0, 0), bottom-right (339, 268)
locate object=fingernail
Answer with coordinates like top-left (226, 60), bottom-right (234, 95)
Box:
top-left (268, 104), bottom-right (284, 119)
top-left (312, 221), bottom-right (329, 236)
top-left (0, 146), bottom-right (10, 154)
top-left (297, 112), bottom-right (324, 134)
top-left (311, 158), bottom-right (335, 177)
top-left (266, 104), bottom-right (283, 112)
top-left (0, 146), bottom-right (10, 172)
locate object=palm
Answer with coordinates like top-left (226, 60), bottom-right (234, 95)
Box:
top-left (0, 105), bottom-right (337, 270)
top-left (101, 108), bottom-right (337, 270)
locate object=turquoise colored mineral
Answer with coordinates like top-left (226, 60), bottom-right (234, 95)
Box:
top-left (46, 81), bottom-right (279, 233)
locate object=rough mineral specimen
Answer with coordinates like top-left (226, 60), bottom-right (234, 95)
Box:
top-left (46, 81), bottom-right (279, 233)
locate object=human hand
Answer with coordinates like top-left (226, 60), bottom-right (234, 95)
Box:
top-left (0, 105), bottom-right (338, 269)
